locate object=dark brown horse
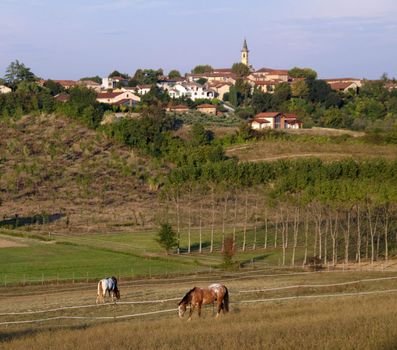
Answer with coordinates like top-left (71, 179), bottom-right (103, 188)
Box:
top-left (178, 283), bottom-right (229, 320)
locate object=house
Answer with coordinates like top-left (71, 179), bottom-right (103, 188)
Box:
top-left (78, 80), bottom-right (101, 92)
top-left (54, 92), bottom-right (70, 103)
top-left (163, 82), bottom-right (215, 101)
top-left (207, 82), bottom-right (232, 100)
top-left (96, 91), bottom-right (140, 105)
top-left (135, 84), bottom-right (152, 95)
top-left (324, 78), bottom-right (362, 93)
top-left (385, 82), bottom-right (397, 91)
top-left (253, 80), bottom-right (283, 94)
top-left (101, 76), bottom-right (128, 90)
top-left (53, 80), bottom-right (77, 89)
top-left (196, 104), bottom-right (217, 115)
top-left (0, 85), bottom-right (12, 94)
top-left (186, 72), bottom-right (237, 85)
top-left (251, 112), bottom-right (303, 130)
top-left (251, 112), bottom-right (283, 129)
top-left (166, 104), bottom-right (190, 113)
top-left (249, 68), bottom-right (289, 83)
top-left (282, 113), bottom-right (303, 129)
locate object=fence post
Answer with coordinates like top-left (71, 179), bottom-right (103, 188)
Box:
top-left (73, 272), bottom-right (75, 284)
top-left (42, 273), bottom-right (44, 285)
top-left (4, 274), bottom-right (6, 287)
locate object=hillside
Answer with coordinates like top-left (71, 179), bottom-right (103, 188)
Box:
top-left (226, 133), bottom-right (397, 162)
top-left (0, 114), bottom-right (162, 233)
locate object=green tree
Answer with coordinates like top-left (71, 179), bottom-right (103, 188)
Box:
top-left (191, 65), bottom-right (213, 74)
top-left (251, 91), bottom-right (272, 113)
top-left (157, 223), bottom-right (177, 254)
top-left (272, 82), bottom-right (292, 109)
top-left (288, 67), bottom-right (318, 80)
top-left (43, 80), bottom-right (64, 96)
top-left (80, 76), bottom-right (102, 84)
top-left (108, 70), bottom-right (129, 79)
top-left (196, 78), bottom-right (208, 85)
top-left (168, 70), bottom-right (182, 79)
top-left (191, 122), bottom-right (212, 146)
top-left (4, 60), bottom-right (36, 87)
top-left (133, 69), bottom-right (163, 85)
top-left (231, 62), bottom-right (250, 78)
top-left (309, 80), bottom-right (333, 102)
top-left (291, 80), bottom-right (309, 98)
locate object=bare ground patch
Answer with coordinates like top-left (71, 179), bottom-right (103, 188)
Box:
top-left (0, 239), bottom-right (27, 248)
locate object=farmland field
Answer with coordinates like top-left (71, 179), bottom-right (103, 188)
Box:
top-left (2, 269), bottom-right (397, 349)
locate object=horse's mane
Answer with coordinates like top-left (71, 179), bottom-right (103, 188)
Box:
top-left (179, 287), bottom-right (196, 305)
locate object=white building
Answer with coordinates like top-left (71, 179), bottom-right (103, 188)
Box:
top-left (163, 82), bottom-right (215, 101)
top-left (0, 85), bottom-right (12, 94)
top-left (101, 76), bottom-right (128, 90)
top-left (96, 91), bottom-right (140, 105)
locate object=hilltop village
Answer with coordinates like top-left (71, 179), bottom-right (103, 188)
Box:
top-left (1, 40), bottom-right (379, 131)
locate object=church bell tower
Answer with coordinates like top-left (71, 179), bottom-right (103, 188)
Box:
top-left (241, 39), bottom-right (249, 66)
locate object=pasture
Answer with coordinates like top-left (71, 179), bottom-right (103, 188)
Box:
top-left (0, 224), bottom-right (307, 286)
top-left (2, 269), bottom-right (397, 349)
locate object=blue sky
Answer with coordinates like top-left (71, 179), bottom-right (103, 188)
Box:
top-left (1, 0), bottom-right (396, 80)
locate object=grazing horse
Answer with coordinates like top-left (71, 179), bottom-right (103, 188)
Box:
top-left (96, 276), bottom-right (120, 304)
top-left (178, 283), bottom-right (229, 320)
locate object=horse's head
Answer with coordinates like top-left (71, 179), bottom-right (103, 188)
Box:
top-left (178, 301), bottom-right (187, 318)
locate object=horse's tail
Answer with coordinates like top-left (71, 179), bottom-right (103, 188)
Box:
top-left (223, 286), bottom-right (229, 313)
top-left (97, 280), bottom-right (103, 303)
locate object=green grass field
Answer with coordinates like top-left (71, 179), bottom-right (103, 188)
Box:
top-left (0, 224), bottom-right (307, 285)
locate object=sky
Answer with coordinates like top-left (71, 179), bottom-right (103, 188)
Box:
top-left (1, 0), bottom-right (396, 80)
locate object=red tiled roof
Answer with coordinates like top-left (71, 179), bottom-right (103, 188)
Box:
top-left (110, 76), bottom-right (128, 81)
top-left (255, 112), bottom-right (281, 118)
top-left (254, 80), bottom-right (279, 86)
top-left (112, 99), bottom-right (136, 106)
top-left (79, 80), bottom-right (100, 86)
top-left (283, 113), bottom-right (298, 120)
top-left (213, 68), bottom-right (233, 73)
top-left (54, 80), bottom-right (77, 87)
top-left (324, 78), bottom-right (360, 82)
top-left (189, 72), bottom-right (237, 78)
top-left (328, 82), bottom-right (356, 90)
top-left (197, 104), bottom-right (217, 109)
top-left (252, 119), bottom-right (270, 124)
top-left (255, 68), bottom-right (289, 75)
top-left (97, 92), bottom-right (123, 99)
top-left (54, 93), bottom-right (70, 102)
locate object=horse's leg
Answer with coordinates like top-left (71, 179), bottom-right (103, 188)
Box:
top-left (216, 300), bottom-right (222, 318)
top-left (188, 304), bottom-right (195, 321)
top-left (198, 302), bottom-right (202, 318)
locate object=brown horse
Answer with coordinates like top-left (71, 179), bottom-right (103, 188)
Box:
top-left (178, 283), bottom-right (229, 320)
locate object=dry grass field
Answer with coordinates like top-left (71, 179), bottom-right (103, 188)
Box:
top-left (226, 139), bottom-right (397, 163)
top-left (2, 269), bottom-right (397, 349)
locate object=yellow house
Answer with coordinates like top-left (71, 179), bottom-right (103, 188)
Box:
top-left (197, 104), bottom-right (217, 115)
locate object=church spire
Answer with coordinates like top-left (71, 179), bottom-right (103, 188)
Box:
top-left (242, 39), bottom-right (248, 51)
top-left (241, 39), bottom-right (249, 66)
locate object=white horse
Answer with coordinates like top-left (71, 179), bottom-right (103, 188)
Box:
top-left (96, 276), bottom-right (120, 304)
